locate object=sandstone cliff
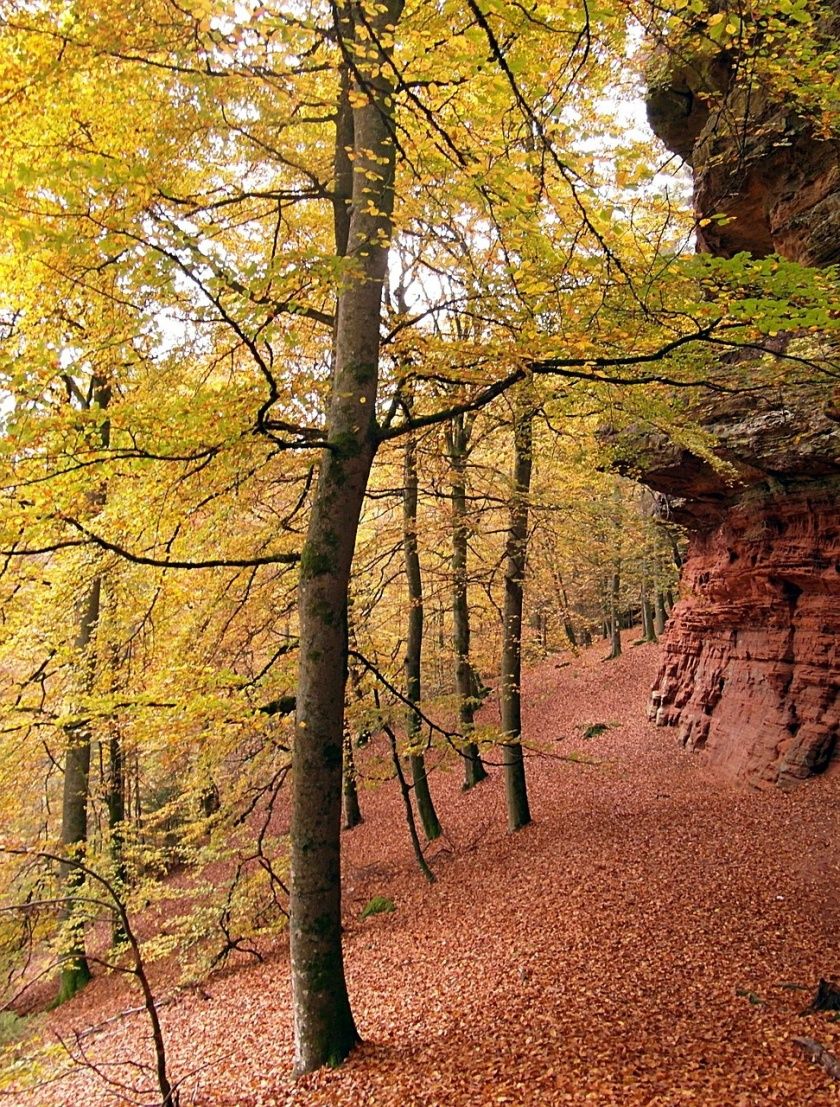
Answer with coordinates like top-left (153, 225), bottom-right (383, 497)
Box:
top-left (638, 14), bottom-right (840, 787)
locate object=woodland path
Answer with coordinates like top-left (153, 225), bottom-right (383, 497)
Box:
top-left (21, 636), bottom-right (840, 1106)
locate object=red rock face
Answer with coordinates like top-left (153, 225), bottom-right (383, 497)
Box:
top-left (641, 11), bottom-right (840, 785)
top-left (650, 481), bottom-right (840, 787)
top-left (646, 3), bottom-right (840, 266)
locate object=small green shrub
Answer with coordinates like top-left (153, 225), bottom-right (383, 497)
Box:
top-left (582, 722), bottom-right (610, 740)
top-left (360, 895), bottom-right (395, 919)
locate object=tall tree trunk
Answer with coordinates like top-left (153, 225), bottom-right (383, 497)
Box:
top-left (290, 7), bottom-right (403, 1074)
top-left (57, 576), bottom-right (100, 1004)
top-left (403, 424), bottom-right (441, 841)
top-left (57, 377), bottom-right (110, 1004)
top-left (132, 748), bottom-right (141, 825)
top-left (107, 724), bottom-right (128, 946)
top-left (446, 414), bottom-right (487, 789)
top-left (341, 726), bottom-right (362, 831)
top-left (607, 566), bottom-right (622, 659)
top-left (105, 631), bottom-right (128, 946)
top-left (107, 731), bottom-right (125, 846)
top-left (500, 393), bottom-right (534, 832)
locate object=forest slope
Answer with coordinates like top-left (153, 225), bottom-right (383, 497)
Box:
top-left (14, 638), bottom-right (840, 1106)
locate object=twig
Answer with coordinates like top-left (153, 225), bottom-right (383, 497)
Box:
top-left (76, 996), bottom-right (176, 1040)
top-left (379, 711), bottom-right (435, 884)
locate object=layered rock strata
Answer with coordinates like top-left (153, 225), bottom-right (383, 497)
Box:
top-left (650, 476), bottom-right (839, 787)
top-left (639, 15), bottom-right (840, 787)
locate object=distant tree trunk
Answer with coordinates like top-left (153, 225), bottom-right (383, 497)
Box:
top-left (107, 731), bottom-right (125, 842)
top-left (606, 565), bottom-right (622, 660)
top-left (341, 727), bottom-right (362, 831)
top-left (57, 377), bottom-right (110, 1004)
top-left (641, 592), bottom-right (657, 641)
top-left (200, 779), bottom-right (220, 818)
top-left (107, 723), bottom-right (127, 946)
top-left (342, 651), bottom-right (368, 829)
top-left (104, 633), bottom-right (128, 946)
top-left (551, 567), bottom-right (578, 649)
top-left (446, 414), bottom-right (488, 789)
top-left (639, 553), bottom-right (658, 643)
top-left (499, 393), bottom-right (534, 833)
top-left (562, 618), bottom-right (576, 649)
top-left (290, 12), bottom-right (403, 1070)
top-left (403, 424), bottom-right (441, 841)
top-left (132, 748), bottom-right (142, 824)
top-left (384, 722), bottom-right (435, 884)
top-left (654, 591), bottom-right (667, 636)
top-left (668, 533), bottom-right (683, 570)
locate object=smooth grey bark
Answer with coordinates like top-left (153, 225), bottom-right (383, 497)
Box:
top-left (57, 378), bottom-right (110, 1004)
top-left (403, 426), bottom-right (442, 841)
top-left (499, 394), bottom-right (534, 832)
top-left (289, 5), bottom-right (403, 1074)
top-left (446, 414), bottom-right (487, 789)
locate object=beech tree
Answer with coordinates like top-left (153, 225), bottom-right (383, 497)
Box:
top-left (402, 419), bottom-right (443, 841)
top-left (499, 388), bottom-right (535, 831)
top-left (446, 413), bottom-right (490, 789)
top-left (288, 0), bottom-right (415, 1066)
top-left (2, 0), bottom-right (840, 1085)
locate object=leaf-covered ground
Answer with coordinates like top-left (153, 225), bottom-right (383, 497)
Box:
top-left (14, 638), bottom-right (840, 1105)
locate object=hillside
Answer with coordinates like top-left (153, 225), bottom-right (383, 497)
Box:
top-left (13, 637), bottom-right (840, 1106)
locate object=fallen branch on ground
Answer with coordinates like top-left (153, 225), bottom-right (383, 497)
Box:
top-left (793, 1036), bottom-right (840, 1080)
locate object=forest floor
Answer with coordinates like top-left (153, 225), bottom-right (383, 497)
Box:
top-left (11, 635), bottom-right (840, 1107)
